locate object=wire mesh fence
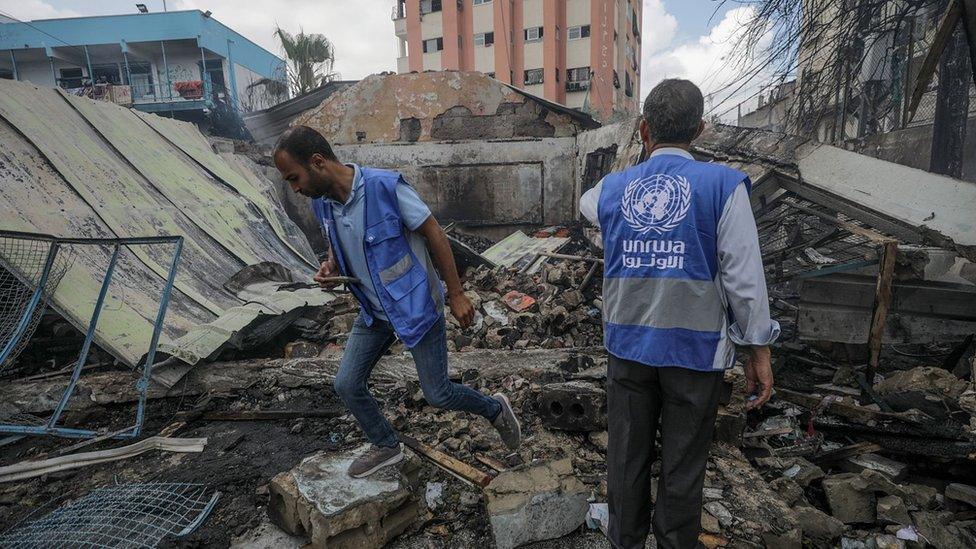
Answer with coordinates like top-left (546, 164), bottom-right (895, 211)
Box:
top-left (0, 236), bottom-right (73, 375)
top-left (757, 194), bottom-right (888, 283)
top-left (0, 231), bottom-right (183, 440)
top-left (0, 483), bottom-right (219, 548)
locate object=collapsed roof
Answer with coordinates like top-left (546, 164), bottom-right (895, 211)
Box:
top-left (0, 78), bottom-right (330, 369)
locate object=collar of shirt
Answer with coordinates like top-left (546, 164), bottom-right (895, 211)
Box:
top-left (649, 147), bottom-right (694, 160)
top-left (329, 163), bottom-right (363, 214)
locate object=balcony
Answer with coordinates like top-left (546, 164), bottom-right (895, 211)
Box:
top-left (123, 81), bottom-right (211, 113)
top-left (394, 14), bottom-right (407, 37)
top-left (566, 81), bottom-right (590, 92)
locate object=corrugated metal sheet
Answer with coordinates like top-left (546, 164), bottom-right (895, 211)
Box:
top-left (0, 78), bottom-right (328, 367)
top-left (242, 81), bottom-right (357, 145)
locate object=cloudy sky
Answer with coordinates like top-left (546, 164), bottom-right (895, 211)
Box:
top-left (0, 0), bottom-right (767, 119)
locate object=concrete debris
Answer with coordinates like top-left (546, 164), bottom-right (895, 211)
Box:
top-left (842, 453), bottom-right (908, 481)
top-left (537, 381), bottom-right (607, 432)
top-left (873, 367), bottom-right (970, 400)
top-left (268, 446), bottom-right (422, 549)
top-left (877, 495), bottom-right (912, 526)
top-left (585, 502), bottom-right (609, 535)
top-left (823, 474), bottom-right (878, 524)
top-left (794, 504), bottom-right (846, 541)
top-left (945, 483), bottom-right (976, 508)
top-left (424, 482), bottom-right (445, 510)
top-left (484, 458), bottom-right (590, 549)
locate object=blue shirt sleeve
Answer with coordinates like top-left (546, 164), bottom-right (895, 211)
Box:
top-left (396, 180), bottom-right (432, 231)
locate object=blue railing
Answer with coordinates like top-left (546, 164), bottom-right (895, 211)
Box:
top-left (0, 231), bottom-right (183, 440)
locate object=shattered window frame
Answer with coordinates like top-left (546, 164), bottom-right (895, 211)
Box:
top-left (524, 68), bottom-right (544, 85)
top-left (567, 67), bottom-right (590, 83)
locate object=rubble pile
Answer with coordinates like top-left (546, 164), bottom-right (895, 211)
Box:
top-left (738, 337), bottom-right (976, 548)
top-left (445, 260), bottom-right (604, 351)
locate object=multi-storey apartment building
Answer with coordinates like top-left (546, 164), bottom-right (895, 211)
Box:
top-left (393, 0), bottom-right (642, 120)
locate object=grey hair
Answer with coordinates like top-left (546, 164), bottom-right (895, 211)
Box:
top-left (641, 79), bottom-right (704, 144)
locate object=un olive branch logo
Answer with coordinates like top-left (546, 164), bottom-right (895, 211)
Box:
top-left (620, 174), bottom-right (692, 235)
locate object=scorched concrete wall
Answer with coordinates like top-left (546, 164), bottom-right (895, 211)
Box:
top-left (335, 137), bottom-right (578, 234)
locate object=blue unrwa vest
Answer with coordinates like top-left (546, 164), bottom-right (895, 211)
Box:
top-left (598, 153), bottom-right (749, 371)
top-left (316, 167), bottom-right (440, 348)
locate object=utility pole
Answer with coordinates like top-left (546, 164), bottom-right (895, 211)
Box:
top-left (930, 22), bottom-right (972, 178)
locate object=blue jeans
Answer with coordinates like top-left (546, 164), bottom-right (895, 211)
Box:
top-left (333, 314), bottom-right (502, 447)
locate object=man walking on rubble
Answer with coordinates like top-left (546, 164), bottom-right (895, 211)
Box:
top-left (273, 125), bottom-right (521, 478)
top-left (579, 79), bottom-right (779, 549)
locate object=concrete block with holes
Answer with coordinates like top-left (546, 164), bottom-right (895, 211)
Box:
top-left (537, 381), bottom-right (607, 432)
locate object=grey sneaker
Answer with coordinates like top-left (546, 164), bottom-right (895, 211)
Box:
top-left (348, 443), bottom-right (404, 478)
top-left (491, 393), bottom-right (522, 450)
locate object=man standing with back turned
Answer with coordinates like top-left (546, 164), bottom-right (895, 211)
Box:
top-left (274, 125), bottom-right (521, 479)
top-left (579, 80), bottom-right (779, 548)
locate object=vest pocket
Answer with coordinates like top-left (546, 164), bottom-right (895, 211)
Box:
top-left (383, 262), bottom-right (425, 300)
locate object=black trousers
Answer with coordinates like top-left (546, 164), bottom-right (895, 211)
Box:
top-left (606, 355), bottom-right (725, 549)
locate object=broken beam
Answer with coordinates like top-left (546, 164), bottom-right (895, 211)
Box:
top-left (866, 241), bottom-right (898, 384)
top-left (907, 0), bottom-right (963, 123)
top-left (775, 388), bottom-right (918, 425)
top-left (812, 442), bottom-right (882, 466)
top-left (197, 409), bottom-right (343, 421)
top-left (537, 251), bottom-right (604, 264)
top-left (401, 435), bottom-right (492, 488)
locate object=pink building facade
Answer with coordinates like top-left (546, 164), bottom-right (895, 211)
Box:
top-left (394, 0), bottom-right (642, 121)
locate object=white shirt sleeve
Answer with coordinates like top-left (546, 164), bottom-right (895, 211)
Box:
top-left (717, 183), bottom-right (781, 346)
top-left (579, 178), bottom-right (604, 229)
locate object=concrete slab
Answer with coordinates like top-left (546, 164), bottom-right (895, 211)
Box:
top-left (485, 458), bottom-right (590, 549)
top-left (269, 446), bottom-right (421, 549)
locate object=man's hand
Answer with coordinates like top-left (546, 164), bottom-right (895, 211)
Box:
top-left (449, 292), bottom-right (475, 329)
top-left (313, 257), bottom-right (339, 289)
top-left (744, 345), bottom-right (774, 410)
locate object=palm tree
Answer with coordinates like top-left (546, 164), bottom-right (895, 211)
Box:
top-left (275, 26), bottom-right (339, 95)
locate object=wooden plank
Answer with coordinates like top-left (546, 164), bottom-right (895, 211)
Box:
top-left (474, 454), bottom-right (509, 473)
top-left (812, 442), bottom-right (882, 466)
top-left (537, 251), bottom-right (604, 264)
top-left (867, 242), bottom-right (898, 383)
top-left (401, 435), bottom-right (493, 488)
top-left (775, 388), bottom-right (919, 425)
top-left (199, 409), bottom-right (343, 421)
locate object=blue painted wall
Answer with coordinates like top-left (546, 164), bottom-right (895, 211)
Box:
top-left (0, 10), bottom-right (284, 79)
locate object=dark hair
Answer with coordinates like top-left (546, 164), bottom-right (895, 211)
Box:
top-left (642, 79), bottom-right (704, 144)
top-left (274, 125), bottom-right (338, 165)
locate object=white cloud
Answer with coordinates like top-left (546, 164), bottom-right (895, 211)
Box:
top-left (641, 6), bottom-right (773, 121)
top-left (642, 0), bottom-right (677, 56)
top-left (0, 0), bottom-right (79, 21)
top-left (171, 0), bottom-right (395, 80)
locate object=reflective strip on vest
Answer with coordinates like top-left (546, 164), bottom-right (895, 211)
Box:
top-left (602, 277), bottom-right (724, 332)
